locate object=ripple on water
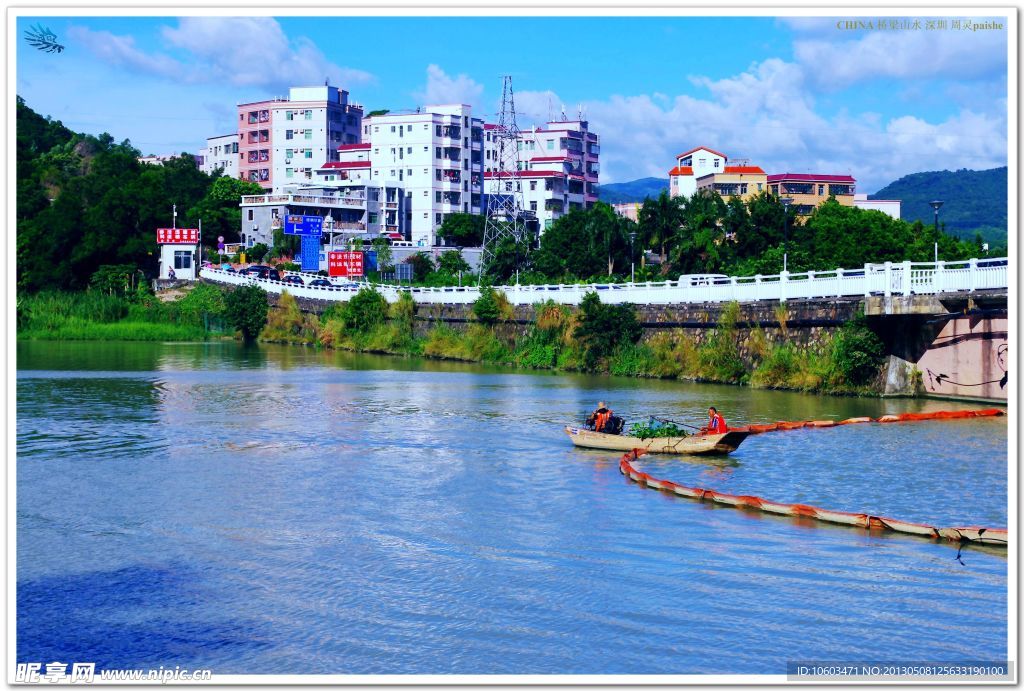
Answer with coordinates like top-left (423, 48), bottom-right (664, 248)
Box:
top-left (16, 343), bottom-right (1008, 674)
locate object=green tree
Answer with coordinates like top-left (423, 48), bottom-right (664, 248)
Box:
top-left (248, 243), bottom-right (269, 262)
top-left (672, 190), bottom-right (728, 274)
top-left (437, 213), bottom-right (485, 246)
top-left (405, 252), bottom-right (436, 282)
top-left (371, 237), bottom-right (393, 274)
top-left (472, 286), bottom-right (502, 325)
top-left (638, 190), bottom-right (684, 264)
top-left (437, 250), bottom-right (471, 274)
top-left (224, 284), bottom-right (269, 342)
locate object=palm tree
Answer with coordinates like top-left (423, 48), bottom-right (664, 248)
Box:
top-left (638, 190), bottom-right (684, 264)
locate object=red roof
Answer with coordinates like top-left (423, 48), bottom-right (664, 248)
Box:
top-left (531, 156), bottom-right (569, 162)
top-left (320, 160), bottom-right (370, 169)
top-left (483, 170), bottom-right (564, 179)
top-left (483, 123), bottom-right (499, 130)
top-left (676, 146), bottom-right (728, 161)
top-left (767, 173), bottom-right (856, 183)
top-left (723, 166), bottom-right (766, 174)
top-left (668, 166), bottom-right (694, 176)
top-left (337, 143), bottom-right (370, 151)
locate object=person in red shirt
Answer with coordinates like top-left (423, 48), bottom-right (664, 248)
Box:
top-left (702, 407), bottom-right (727, 434)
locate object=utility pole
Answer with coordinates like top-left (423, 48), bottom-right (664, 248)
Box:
top-left (480, 76), bottom-right (526, 279)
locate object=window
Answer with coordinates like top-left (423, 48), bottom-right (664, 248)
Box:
top-left (304, 151), bottom-right (312, 159)
top-left (374, 126), bottom-right (379, 133)
top-left (286, 168), bottom-right (294, 178)
top-left (407, 146), bottom-right (412, 153)
top-left (424, 213), bottom-right (429, 218)
top-left (305, 131), bottom-right (312, 140)
top-left (435, 191), bottom-right (442, 202)
top-left (286, 130), bottom-right (294, 140)
top-left (247, 209), bottom-right (254, 221)
top-left (435, 169), bottom-right (442, 181)
top-left (818, 184), bottom-right (825, 195)
top-left (714, 160), bottom-right (720, 168)
top-left (391, 125), bottom-right (396, 132)
top-left (174, 251), bottom-right (192, 270)
top-left (547, 140), bottom-right (554, 150)
top-left (304, 110), bottom-right (312, 120)
top-left (390, 169), bottom-right (395, 177)
top-left (374, 148), bottom-right (379, 155)
top-left (424, 191), bottom-right (429, 196)
top-left (286, 111), bottom-right (293, 121)
top-left (757, 183), bottom-right (763, 191)
top-left (424, 147), bottom-right (429, 153)
top-left (435, 147), bottom-right (441, 159)
top-left (530, 201), bottom-right (537, 211)
top-left (436, 213), bottom-right (442, 224)
top-left (436, 125), bottom-right (442, 136)
top-left (285, 149), bottom-right (293, 158)
top-left (699, 158), bottom-right (706, 166)
top-left (530, 181), bottom-right (537, 191)
top-left (407, 169), bottom-right (412, 176)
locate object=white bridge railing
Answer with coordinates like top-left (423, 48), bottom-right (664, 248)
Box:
top-left (199, 258), bottom-right (1008, 306)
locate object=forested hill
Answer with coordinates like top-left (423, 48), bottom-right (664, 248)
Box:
top-left (597, 177), bottom-right (669, 204)
top-left (16, 97), bottom-right (264, 292)
top-left (870, 167), bottom-right (1007, 245)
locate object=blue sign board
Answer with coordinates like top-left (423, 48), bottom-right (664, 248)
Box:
top-left (284, 214), bottom-right (323, 236)
top-left (364, 250), bottom-right (378, 272)
top-left (300, 235), bottom-right (320, 272)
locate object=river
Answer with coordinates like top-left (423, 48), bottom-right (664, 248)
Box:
top-left (16, 341), bottom-right (1008, 675)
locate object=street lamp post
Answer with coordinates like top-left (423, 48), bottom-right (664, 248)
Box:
top-left (629, 231), bottom-right (637, 283)
top-left (929, 200), bottom-right (943, 262)
top-left (781, 197), bottom-right (793, 272)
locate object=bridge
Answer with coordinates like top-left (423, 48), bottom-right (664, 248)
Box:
top-left (200, 257), bottom-right (1007, 309)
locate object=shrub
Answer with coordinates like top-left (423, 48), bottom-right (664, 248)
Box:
top-left (472, 286), bottom-right (502, 325)
top-left (696, 301), bottom-right (746, 382)
top-left (248, 243), bottom-right (269, 262)
top-left (224, 284), bottom-right (269, 342)
top-left (261, 291), bottom-right (316, 344)
top-left (573, 292), bottom-right (642, 371)
top-left (829, 315), bottom-right (885, 386)
top-left (343, 288), bottom-right (389, 333)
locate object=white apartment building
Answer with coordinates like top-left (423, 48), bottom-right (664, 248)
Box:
top-left (669, 146), bottom-right (728, 198)
top-left (482, 119), bottom-right (599, 232)
top-left (853, 193), bottom-right (902, 219)
top-left (199, 133), bottom-right (240, 177)
top-left (236, 85), bottom-right (362, 191)
top-left (357, 104), bottom-right (485, 246)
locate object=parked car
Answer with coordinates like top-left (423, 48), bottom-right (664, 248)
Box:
top-left (308, 278), bottom-right (335, 288)
top-left (241, 265), bottom-right (280, 281)
top-left (678, 274), bottom-right (729, 287)
top-left (282, 274), bottom-right (305, 286)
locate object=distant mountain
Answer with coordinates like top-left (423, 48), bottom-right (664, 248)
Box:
top-left (870, 167), bottom-right (1007, 245)
top-left (598, 177), bottom-right (668, 204)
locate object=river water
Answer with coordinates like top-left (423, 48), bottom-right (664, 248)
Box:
top-left (16, 341), bottom-right (1008, 675)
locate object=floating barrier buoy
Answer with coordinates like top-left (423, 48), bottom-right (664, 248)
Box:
top-left (619, 450), bottom-right (1007, 547)
top-left (738, 408), bottom-right (1004, 433)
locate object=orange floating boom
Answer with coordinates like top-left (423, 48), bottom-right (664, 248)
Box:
top-left (619, 449), bottom-right (1008, 547)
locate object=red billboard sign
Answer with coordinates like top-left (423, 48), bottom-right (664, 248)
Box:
top-left (156, 228), bottom-right (199, 244)
top-left (328, 251), bottom-right (364, 277)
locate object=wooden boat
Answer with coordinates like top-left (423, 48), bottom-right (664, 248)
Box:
top-left (564, 426), bottom-right (749, 455)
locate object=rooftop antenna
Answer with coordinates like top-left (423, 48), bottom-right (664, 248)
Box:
top-left (481, 76), bottom-right (526, 278)
top-left (560, 104), bottom-right (566, 121)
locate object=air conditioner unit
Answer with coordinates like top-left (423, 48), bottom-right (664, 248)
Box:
top-left (285, 159), bottom-right (292, 164)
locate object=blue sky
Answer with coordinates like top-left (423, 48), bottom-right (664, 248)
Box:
top-left (16, 14), bottom-right (1009, 192)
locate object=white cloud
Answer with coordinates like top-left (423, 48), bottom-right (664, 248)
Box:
top-left (792, 24), bottom-right (1006, 90)
top-left (70, 18), bottom-right (373, 92)
top-left (568, 57), bottom-right (1005, 193)
top-left (413, 65), bottom-right (483, 109)
top-left (68, 27), bottom-right (186, 80)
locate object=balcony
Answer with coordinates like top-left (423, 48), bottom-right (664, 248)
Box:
top-left (441, 192), bottom-right (462, 205)
top-left (471, 127), bottom-right (483, 143)
top-left (441, 169), bottom-right (461, 184)
top-left (586, 164), bottom-right (599, 176)
top-left (587, 144), bottom-right (601, 155)
top-left (241, 193), bottom-right (366, 208)
top-left (545, 200), bottom-right (564, 212)
top-left (559, 138), bottom-right (584, 153)
top-left (783, 183), bottom-right (814, 195)
top-left (441, 146), bottom-right (461, 161)
top-left (441, 125), bottom-right (462, 139)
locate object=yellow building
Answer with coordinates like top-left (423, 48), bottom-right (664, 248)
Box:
top-left (767, 173), bottom-right (856, 216)
top-left (694, 165), bottom-right (768, 202)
